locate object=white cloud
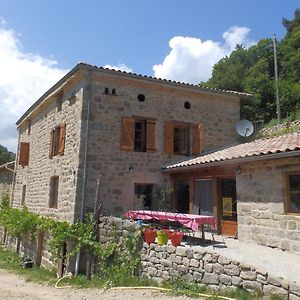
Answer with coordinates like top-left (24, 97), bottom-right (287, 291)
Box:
top-left (153, 26), bottom-right (255, 84)
top-left (104, 63), bottom-right (133, 73)
top-left (0, 20), bottom-right (68, 152)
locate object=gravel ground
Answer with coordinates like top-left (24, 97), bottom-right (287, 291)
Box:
top-left (0, 269), bottom-right (205, 300)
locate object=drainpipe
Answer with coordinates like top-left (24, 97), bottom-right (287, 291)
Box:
top-left (75, 69), bottom-right (93, 276)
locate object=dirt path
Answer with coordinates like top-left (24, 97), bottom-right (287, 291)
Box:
top-left (0, 269), bottom-right (205, 300)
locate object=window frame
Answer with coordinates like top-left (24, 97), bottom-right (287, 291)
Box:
top-left (120, 117), bottom-right (156, 153)
top-left (173, 123), bottom-right (190, 156)
top-left (286, 171), bottom-right (300, 214)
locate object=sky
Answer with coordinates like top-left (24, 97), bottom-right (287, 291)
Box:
top-left (0, 0), bottom-right (299, 152)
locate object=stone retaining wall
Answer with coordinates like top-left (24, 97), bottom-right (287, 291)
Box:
top-left (140, 243), bottom-right (300, 299)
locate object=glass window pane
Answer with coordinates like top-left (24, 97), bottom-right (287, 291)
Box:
top-left (289, 175), bottom-right (300, 191)
top-left (290, 192), bottom-right (300, 212)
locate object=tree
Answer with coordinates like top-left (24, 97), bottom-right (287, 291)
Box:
top-left (0, 145), bottom-right (15, 165)
top-left (203, 9), bottom-right (300, 125)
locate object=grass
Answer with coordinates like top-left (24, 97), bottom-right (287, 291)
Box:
top-left (0, 245), bottom-right (56, 283)
top-left (0, 245), bottom-right (268, 299)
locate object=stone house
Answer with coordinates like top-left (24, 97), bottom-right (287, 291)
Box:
top-left (11, 62), bottom-right (249, 224)
top-left (164, 132), bottom-right (300, 254)
top-left (0, 161), bottom-right (14, 201)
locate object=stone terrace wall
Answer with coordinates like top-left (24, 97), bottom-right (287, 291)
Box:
top-left (141, 243), bottom-right (300, 299)
top-left (237, 156), bottom-right (300, 255)
top-left (99, 217), bottom-right (300, 299)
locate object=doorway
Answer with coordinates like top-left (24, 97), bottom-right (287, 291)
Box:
top-left (176, 180), bottom-right (189, 213)
top-left (193, 179), bottom-right (213, 215)
top-left (220, 178), bottom-right (237, 236)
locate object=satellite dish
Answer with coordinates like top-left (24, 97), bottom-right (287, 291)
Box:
top-left (236, 119), bottom-right (254, 137)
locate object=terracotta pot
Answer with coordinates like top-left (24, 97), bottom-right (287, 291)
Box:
top-left (156, 230), bottom-right (169, 245)
top-left (144, 228), bottom-right (156, 244)
top-left (169, 231), bottom-right (184, 246)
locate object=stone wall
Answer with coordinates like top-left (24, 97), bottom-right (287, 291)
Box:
top-left (237, 156), bottom-right (300, 255)
top-left (99, 216), bottom-right (300, 299)
top-left (83, 71), bottom-right (241, 215)
top-left (11, 75), bottom-right (88, 223)
top-left (141, 243), bottom-right (300, 299)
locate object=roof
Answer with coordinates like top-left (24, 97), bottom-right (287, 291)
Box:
top-left (16, 62), bottom-right (252, 126)
top-left (0, 161), bottom-right (15, 172)
top-left (164, 131), bottom-right (300, 172)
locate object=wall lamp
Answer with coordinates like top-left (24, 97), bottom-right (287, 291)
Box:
top-left (235, 166), bottom-right (242, 175)
top-left (129, 164), bottom-right (134, 172)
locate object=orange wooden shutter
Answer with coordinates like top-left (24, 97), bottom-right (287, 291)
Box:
top-left (192, 124), bottom-right (203, 155)
top-left (146, 120), bottom-right (156, 152)
top-left (49, 129), bottom-right (54, 158)
top-left (165, 122), bottom-right (174, 154)
top-left (120, 117), bottom-right (134, 151)
top-left (58, 123), bottom-right (66, 155)
top-left (19, 142), bottom-right (30, 166)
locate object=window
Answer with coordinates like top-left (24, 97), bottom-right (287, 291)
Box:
top-left (19, 142), bottom-right (30, 166)
top-left (134, 184), bottom-right (153, 210)
top-left (49, 123), bottom-right (66, 158)
top-left (173, 125), bottom-right (190, 155)
top-left (49, 176), bottom-right (59, 209)
top-left (134, 120), bottom-right (147, 152)
top-left (21, 185), bottom-right (26, 205)
top-left (165, 123), bottom-right (203, 156)
top-left (286, 173), bottom-right (300, 213)
top-left (120, 117), bottom-right (155, 152)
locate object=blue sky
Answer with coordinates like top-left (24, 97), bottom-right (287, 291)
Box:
top-left (0, 0), bottom-right (299, 151)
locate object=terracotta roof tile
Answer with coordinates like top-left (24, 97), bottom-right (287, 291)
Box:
top-left (165, 131), bottom-right (300, 170)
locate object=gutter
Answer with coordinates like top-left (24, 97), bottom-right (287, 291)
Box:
top-left (162, 150), bottom-right (300, 174)
top-left (74, 68), bottom-right (93, 276)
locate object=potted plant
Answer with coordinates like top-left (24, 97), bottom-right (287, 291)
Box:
top-left (156, 229), bottom-right (169, 245)
top-left (169, 230), bottom-right (184, 246)
top-left (143, 227), bottom-right (156, 244)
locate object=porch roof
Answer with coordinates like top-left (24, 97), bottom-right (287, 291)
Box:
top-left (163, 131), bottom-right (300, 172)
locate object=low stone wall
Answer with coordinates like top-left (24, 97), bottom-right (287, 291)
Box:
top-left (140, 243), bottom-right (300, 299)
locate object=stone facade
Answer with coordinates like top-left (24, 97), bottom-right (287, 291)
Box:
top-left (83, 71), bottom-right (240, 216)
top-left (11, 74), bottom-right (88, 222)
top-left (237, 156), bottom-right (300, 254)
top-left (0, 161), bottom-right (14, 201)
top-left (11, 64), bottom-right (242, 220)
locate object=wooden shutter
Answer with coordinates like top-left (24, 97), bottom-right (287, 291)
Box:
top-left (120, 117), bottom-right (134, 151)
top-left (19, 142), bottom-right (30, 166)
top-left (192, 124), bottom-right (203, 155)
top-left (58, 123), bottom-right (66, 155)
top-left (146, 120), bottom-right (156, 152)
top-left (165, 122), bottom-right (174, 154)
top-left (49, 129), bottom-right (54, 158)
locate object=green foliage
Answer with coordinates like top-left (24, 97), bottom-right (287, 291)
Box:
top-left (0, 200), bottom-right (143, 280)
top-left (0, 245), bottom-right (56, 283)
top-left (204, 9), bottom-right (300, 125)
top-left (0, 145), bottom-right (15, 165)
top-left (153, 184), bottom-right (172, 211)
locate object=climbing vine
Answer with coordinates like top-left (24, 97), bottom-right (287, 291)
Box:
top-left (0, 195), bottom-right (142, 277)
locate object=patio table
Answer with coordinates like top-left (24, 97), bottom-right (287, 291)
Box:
top-left (124, 210), bottom-right (216, 239)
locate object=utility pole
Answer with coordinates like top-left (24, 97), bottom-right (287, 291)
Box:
top-left (273, 34), bottom-right (281, 125)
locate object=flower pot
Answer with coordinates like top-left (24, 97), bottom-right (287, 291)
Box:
top-left (169, 231), bottom-right (184, 246)
top-left (144, 228), bottom-right (156, 244)
top-left (156, 230), bottom-right (169, 245)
